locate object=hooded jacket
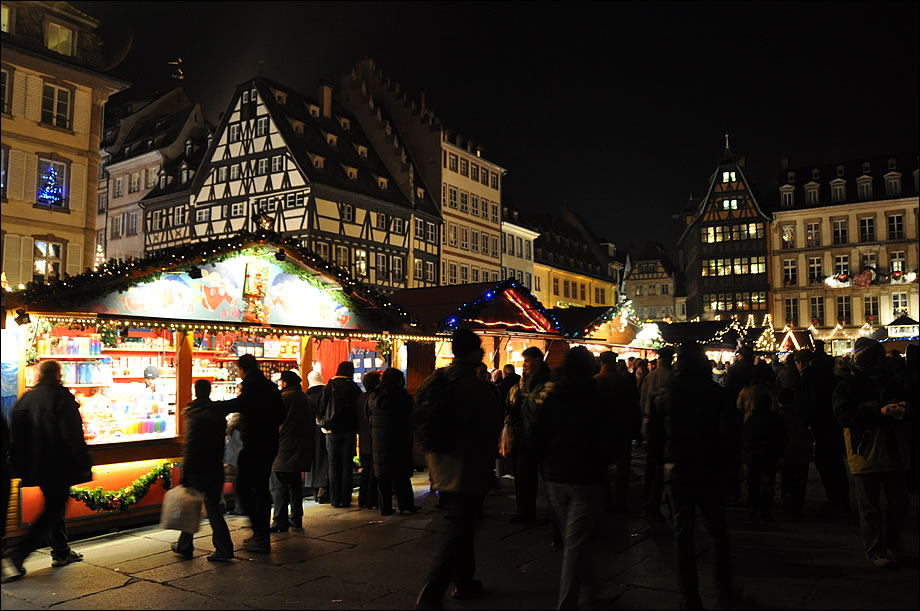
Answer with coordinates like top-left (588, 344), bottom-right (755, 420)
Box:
top-left (272, 384), bottom-right (315, 472)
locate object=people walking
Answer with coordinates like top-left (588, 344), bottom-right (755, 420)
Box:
top-left (738, 364), bottom-right (785, 521)
top-left (220, 354), bottom-right (284, 553)
top-left (358, 370), bottom-right (382, 510)
top-left (638, 348), bottom-right (673, 519)
top-left (833, 338), bottom-right (910, 568)
top-left (322, 361), bottom-right (363, 508)
top-left (305, 371), bottom-right (330, 504)
top-left (533, 346), bottom-right (610, 609)
top-left (776, 355), bottom-right (813, 516)
top-left (172, 380), bottom-right (234, 561)
top-left (415, 329), bottom-right (502, 609)
top-left (4, 360), bottom-right (92, 580)
top-left (649, 342), bottom-right (741, 610)
top-left (370, 368), bottom-right (419, 516)
top-left (506, 346), bottom-right (552, 523)
top-left (270, 370), bottom-right (314, 532)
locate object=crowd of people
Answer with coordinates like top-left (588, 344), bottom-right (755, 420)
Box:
top-left (1, 333), bottom-right (917, 611)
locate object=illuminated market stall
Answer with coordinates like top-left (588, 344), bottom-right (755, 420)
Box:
top-left (547, 303), bottom-right (643, 359)
top-left (1, 232), bottom-right (431, 535)
top-left (869, 314), bottom-right (920, 353)
top-left (653, 315), bottom-right (773, 363)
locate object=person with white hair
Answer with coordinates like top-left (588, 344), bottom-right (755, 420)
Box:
top-left (304, 371), bottom-right (330, 504)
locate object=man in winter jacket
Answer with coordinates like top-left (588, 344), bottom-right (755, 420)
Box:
top-left (357, 370), bottom-right (382, 509)
top-left (5, 360), bottom-right (91, 580)
top-left (219, 354), bottom-right (284, 552)
top-left (322, 361), bottom-right (363, 508)
top-left (270, 371), bottom-right (314, 531)
top-left (173, 380), bottom-right (234, 561)
top-left (498, 364), bottom-right (521, 407)
top-left (638, 347), bottom-right (673, 519)
top-left (416, 329), bottom-right (502, 608)
top-left (833, 337), bottom-right (910, 568)
top-left (649, 342), bottom-right (741, 610)
top-left (506, 346), bottom-right (551, 523)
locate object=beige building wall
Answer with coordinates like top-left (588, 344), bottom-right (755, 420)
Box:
top-left (501, 220), bottom-right (539, 290)
top-left (771, 195), bottom-right (919, 345)
top-left (532, 262), bottom-right (617, 309)
top-left (625, 263), bottom-right (677, 321)
top-left (1, 45), bottom-right (124, 288)
top-left (439, 140), bottom-right (503, 285)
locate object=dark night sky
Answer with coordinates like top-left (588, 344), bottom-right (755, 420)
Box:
top-left (76, 1), bottom-right (919, 258)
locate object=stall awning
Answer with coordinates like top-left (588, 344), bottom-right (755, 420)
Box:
top-left (658, 320), bottom-right (764, 349)
top-left (7, 231), bottom-right (415, 334)
top-left (391, 279), bottom-right (562, 336)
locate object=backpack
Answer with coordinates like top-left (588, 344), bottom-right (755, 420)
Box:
top-left (415, 368), bottom-right (462, 453)
top-left (317, 382), bottom-right (338, 429)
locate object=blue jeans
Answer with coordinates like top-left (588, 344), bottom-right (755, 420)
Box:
top-left (545, 481), bottom-right (604, 610)
top-left (326, 432), bottom-right (356, 507)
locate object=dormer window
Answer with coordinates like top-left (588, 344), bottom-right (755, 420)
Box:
top-left (857, 177), bottom-right (873, 200)
top-left (417, 187), bottom-right (425, 200)
top-left (357, 145), bottom-right (368, 158)
top-left (885, 174), bottom-right (901, 196)
top-left (326, 132), bottom-right (338, 146)
top-left (124, 145), bottom-right (131, 155)
top-left (290, 119), bottom-right (304, 134)
top-left (339, 117), bottom-right (351, 130)
top-left (862, 162), bottom-right (872, 173)
top-left (377, 177), bottom-right (388, 190)
top-left (159, 175), bottom-right (167, 189)
top-left (313, 156), bottom-right (324, 169)
top-left (242, 91), bottom-right (249, 103)
top-left (276, 93), bottom-right (286, 104)
top-left (812, 169), bottom-right (820, 180)
top-left (47, 22), bottom-right (74, 56)
top-left (831, 180), bottom-right (846, 202)
top-left (308, 105), bottom-right (320, 118)
top-left (888, 158), bottom-right (897, 170)
top-left (147, 139), bottom-right (154, 148)
top-left (185, 141), bottom-right (192, 156)
top-left (181, 168), bottom-right (189, 184)
top-left (805, 183), bottom-right (820, 204)
top-left (250, 88), bottom-right (257, 103)
top-left (345, 166), bottom-right (357, 180)
top-left (780, 186), bottom-right (794, 208)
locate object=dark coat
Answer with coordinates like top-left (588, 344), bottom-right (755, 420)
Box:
top-left (324, 377), bottom-right (362, 434)
top-left (358, 392), bottom-right (373, 457)
top-left (221, 369), bottom-right (283, 460)
top-left (532, 377), bottom-right (610, 486)
top-left (369, 386), bottom-right (415, 479)
top-left (305, 385), bottom-right (328, 489)
top-left (182, 398), bottom-right (227, 491)
top-left (597, 365), bottom-right (643, 458)
top-left (417, 363), bottom-right (502, 495)
top-left (741, 386), bottom-right (786, 470)
top-left (272, 385), bottom-right (314, 472)
top-left (10, 381), bottom-right (92, 487)
top-left (498, 371), bottom-right (521, 407)
top-left (507, 362), bottom-right (551, 448)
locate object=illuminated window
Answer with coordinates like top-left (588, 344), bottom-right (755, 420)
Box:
top-left (721, 171), bottom-right (736, 183)
top-left (36, 158), bottom-right (67, 207)
top-left (782, 224), bottom-right (795, 249)
top-left (1, 4), bottom-right (10, 33)
top-left (807, 222), bottom-right (820, 247)
top-left (890, 251), bottom-right (905, 273)
top-left (721, 198), bottom-right (738, 210)
top-left (33, 240), bottom-right (62, 283)
top-left (751, 256), bottom-right (766, 274)
top-left (47, 22), bottom-right (73, 56)
top-left (892, 292), bottom-right (908, 315)
top-left (355, 249), bottom-right (368, 277)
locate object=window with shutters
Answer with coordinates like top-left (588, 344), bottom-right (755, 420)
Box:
top-left (36, 158), bottom-right (67, 207)
top-left (147, 167), bottom-right (157, 188)
top-left (33, 240), bottom-right (62, 282)
top-left (129, 172), bottom-right (140, 193)
top-left (41, 83), bottom-right (70, 129)
top-left (114, 176), bottom-right (123, 197)
top-left (892, 292), bottom-right (909, 315)
top-left (127, 212), bottom-right (138, 235)
top-left (1, 145), bottom-right (8, 199)
top-left (0, 68), bottom-right (9, 115)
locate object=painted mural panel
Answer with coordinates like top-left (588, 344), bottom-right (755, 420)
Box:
top-left (83, 249), bottom-right (362, 329)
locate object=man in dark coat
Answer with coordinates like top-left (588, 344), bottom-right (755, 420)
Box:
top-left (416, 330), bottom-right (502, 608)
top-left (506, 346), bottom-right (551, 523)
top-left (305, 371), bottom-right (330, 503)
top-left (172, 380), bottom-right (234, 561)
top-left (5, 360), bottom-right (91, 580)
top-left (649, 343), bottom-right (741, 610)
top-left (322, 361), bottom-right (363, 508)
top-left (637, 348), bottom-right (672, 519)
top-left (358, 370), bottom-right (382, 509)
top-left (498, 364), bottom-right (521, 406)
top-left (270, 371), bottom-right (314, 532)
top-left (371, 368), bottom-right (419, 515)
top-left (219, 354), bottom-right (283, 552)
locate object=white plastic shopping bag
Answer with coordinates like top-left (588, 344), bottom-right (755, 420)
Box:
top-left (160, 484), bottom-right (205, 533)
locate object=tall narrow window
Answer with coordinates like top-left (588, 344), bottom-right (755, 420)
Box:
top-left (784, 298), bottom-right (799, 325)
top-left (837, 296), bottom-right (851, 325)
top-left (355, 249), bottom-right (367, 277)
top-left (892, 292), bottom-right (908, 315)
top-left (806, 222), bottom-right (820, 247)
top-left (41, 84), bottom-right (70, 128)
top-left (0, 69), bottom-right (9, 114)
top-left (834, 255), bottom-right (849, 276)
top-left (864, 295), bottom-right (879, 322)
top-left (832, 219), bottom-right (848, 244)
top-left (890, 251), bottom-right (905, 273)
top-left (888, 214), bottom-right (904, 240)
top-left (859, 217), bottom-right (875, 242)
top-left (808, 257), bottom-right (822, 285)
top-left (36, 158), bottom-right (67, 207)
top-left (33, 240), bottom-right (63, 282)
top-left (810, 297), bottom-right (824, 326)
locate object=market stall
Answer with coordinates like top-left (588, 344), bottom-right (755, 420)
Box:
top-left (547, 304), bottom-right (642, 359)
top-left (869, 314), bottom-right (919, 353)
top-left (2, 231), bottom-right (432, 536)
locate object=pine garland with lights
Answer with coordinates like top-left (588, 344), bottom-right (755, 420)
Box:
top-left (439, 278), bottom-right (564, 334)
top-left (70, 460), bottom-right (173, 513)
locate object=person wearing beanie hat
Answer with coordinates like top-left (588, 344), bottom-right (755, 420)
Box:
top-left (833, 337), bottom-right (910, 568)
top-left (416, 328), bottom-right (501, 607)
top-left (303, 371), bottom-right (330, 504)
top-left (269, 370), bottom-right (314, 532)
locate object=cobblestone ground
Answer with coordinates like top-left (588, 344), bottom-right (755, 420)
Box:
top-left (2, 448), bottom-right (918, 610)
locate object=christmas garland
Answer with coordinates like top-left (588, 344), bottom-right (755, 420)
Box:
top-left (70, 460), bottom-right (174, 513)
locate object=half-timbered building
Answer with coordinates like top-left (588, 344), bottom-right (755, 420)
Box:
top-left (678, 138), bottom-right (772, 321)
top-left (143, 77), bottom-right (441, 293)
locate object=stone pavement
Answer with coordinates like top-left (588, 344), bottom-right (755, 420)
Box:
top-left (2, 456), bottom-right (918, 610)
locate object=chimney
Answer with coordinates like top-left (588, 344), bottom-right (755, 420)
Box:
top-left (319, 81), bottom-right (332, 119)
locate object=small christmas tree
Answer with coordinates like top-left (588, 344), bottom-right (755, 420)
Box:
top-left (37, 164), bottom-right (64, 206)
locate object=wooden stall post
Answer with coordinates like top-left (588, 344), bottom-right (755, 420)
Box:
top-left (300, 335), bottom-right (314, 392)
top-left (175, 330), bottom-right (193, 436)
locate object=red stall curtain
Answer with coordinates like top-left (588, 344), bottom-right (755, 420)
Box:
top-left (313, 339), bottom-right (350, 382)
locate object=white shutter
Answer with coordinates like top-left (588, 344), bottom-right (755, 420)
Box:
top-left (2, 234), bottom-right (22, 288)
top-left (66, 243), bottom-right (83, 277)
top-left (73, 89), bottom-right (90, 134)
top-left (12, 71), bottom-right (27, 116)
top-left (69, 162), bottom-right (86, 211)
top-left (20, 236), bottom-right (34, 287)
top-left (8, 149), bottom-right (25, 201)
top-left (24, 153), bottom-right (38, 203)
top-left (25, 74), bottom-right (43, 122)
